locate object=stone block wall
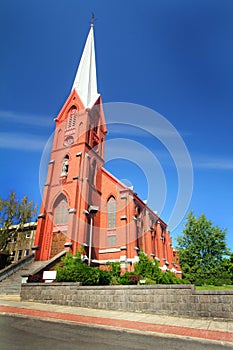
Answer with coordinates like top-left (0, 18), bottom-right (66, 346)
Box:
top-left (20, 283), bottom-right (233, 320)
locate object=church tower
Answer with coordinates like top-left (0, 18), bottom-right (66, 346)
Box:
top-left (33, 21), bottom-right (181, 277)
top-left (34, 22), bottom-right (107, 260)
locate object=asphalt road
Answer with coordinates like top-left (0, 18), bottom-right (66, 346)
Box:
top-left (0, 315), bottom-right (231, 350)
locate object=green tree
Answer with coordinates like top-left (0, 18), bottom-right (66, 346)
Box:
top-left (0, 191), bottom-right (37, 251)
top-left (222, 253), bottom-right (233, 284)
top-left (177, 211), bottom-right (230, 286)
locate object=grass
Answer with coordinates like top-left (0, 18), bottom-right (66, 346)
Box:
top-left (196, 285), bottom-right (233, 290)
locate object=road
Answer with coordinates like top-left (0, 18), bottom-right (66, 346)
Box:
top-left (0, 315), bottom-right (231, 350)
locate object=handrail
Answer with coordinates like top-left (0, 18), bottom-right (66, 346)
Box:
top-left (23, 250), bottom-right (67, 277)
top-left (0, 254), bottom-right (35, 282)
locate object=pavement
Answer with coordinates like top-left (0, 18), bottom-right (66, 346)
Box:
top-left (0, 295), bottom-right (232, 348)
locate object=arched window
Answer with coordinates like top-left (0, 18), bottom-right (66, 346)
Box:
top-left (108, 196), bottom-right (116, 228)
top-left (54, 196), bottom-right (68, 225)
top-left (90, 160), bottom-right (96, 185)
top-left (67, 106), bottom-right (77, 129)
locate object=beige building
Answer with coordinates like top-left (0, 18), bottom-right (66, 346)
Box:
top-left (7, 222), bottom-right (37, 263)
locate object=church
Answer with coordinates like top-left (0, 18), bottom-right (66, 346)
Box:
top-left (34, 22), bottom-right (181, 276)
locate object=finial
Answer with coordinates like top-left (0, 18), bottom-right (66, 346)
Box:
top-left (91, 12), bottom-right (95, 27)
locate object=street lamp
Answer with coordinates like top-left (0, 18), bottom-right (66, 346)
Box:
top-left (83, 205), bottom-right (99, 266)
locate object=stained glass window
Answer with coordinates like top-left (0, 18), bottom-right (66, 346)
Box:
top-left (108, 196), bottom-right (116, 228)
top-left (54, 197), bottom-right (68, 225)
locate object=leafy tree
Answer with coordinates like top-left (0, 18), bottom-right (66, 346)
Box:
top-left (177, 211), bottom-right (230, 286)
top-left (0, 191), bottom-right (37, 251)
top-left (222, 253), bottom-right (233, 284)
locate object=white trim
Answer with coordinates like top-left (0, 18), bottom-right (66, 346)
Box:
top-left (99, 248), bottom-right (121, 254)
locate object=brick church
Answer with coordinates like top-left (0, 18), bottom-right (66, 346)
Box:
top-left (34, 22), bottom-right (181, 275)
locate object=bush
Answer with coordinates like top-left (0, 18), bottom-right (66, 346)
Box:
top-left (98, 269), bottom-right (112, 285)
top-left (55, 252), bottom-right (112, 286)
top-left (118, 272), bottom-right (133, 285)
top-left (134, 252), bottom-right (182, 285)
top-left (106, 262), bottom-right (121, 278)
top-left (158, 270), bottom-right (182, 284)
top-left (55, 251), bottom-right (183, 286)
top-left (129, 274), bottom-right (141, 285)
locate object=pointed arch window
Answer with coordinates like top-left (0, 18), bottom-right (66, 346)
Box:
top-left (67, 106), bottom-right (77, 130)
top-left (54, 196), bottom-right (68, 225)
top-left (90, 160), bottom-right (96, 185)
top-left (107, 196), bottom-right (116, 228)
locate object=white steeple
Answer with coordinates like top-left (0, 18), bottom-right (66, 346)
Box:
top-left (72, 23), bottom-right (100, 108)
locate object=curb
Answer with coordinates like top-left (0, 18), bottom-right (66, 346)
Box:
top-left (0, 305), bottom-right (232, 347)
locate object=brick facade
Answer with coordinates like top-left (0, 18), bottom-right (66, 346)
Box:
top-left (33, 25), bottom-right (181, 275)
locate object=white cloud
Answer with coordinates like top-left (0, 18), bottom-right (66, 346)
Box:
top-left (194, 159), bottom-right (233, 170)
top-left (107, 123), bottom-right (189, 138)
top-left (0, 132), bottom-right (47, 151)
top-left (0, 110), bottom-right (53, 128)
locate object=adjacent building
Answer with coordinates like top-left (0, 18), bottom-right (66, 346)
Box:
top-left (6, 222), bottom-right (37, 263)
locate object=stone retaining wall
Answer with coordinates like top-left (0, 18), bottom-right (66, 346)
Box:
top-left (20, 283), bottom-right (233, 320)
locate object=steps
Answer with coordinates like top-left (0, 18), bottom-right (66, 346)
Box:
top-left (0, 260), bottom-right (48, 296)
top-left (0, 250), bottom-right (67, 297)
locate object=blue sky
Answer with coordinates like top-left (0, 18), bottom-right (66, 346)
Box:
top-left (0, 1), bottom-right (232, 249)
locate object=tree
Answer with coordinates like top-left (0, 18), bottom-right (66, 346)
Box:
top-left (177, 211), bottom-right (231, 286)
top-left (0, 191), bottom-right (37, 251)
top-left (222, 253), bottom-right (233, 284)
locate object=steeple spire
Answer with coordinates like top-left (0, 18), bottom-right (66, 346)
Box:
top-left (72, 20), bottom-right (100, 108)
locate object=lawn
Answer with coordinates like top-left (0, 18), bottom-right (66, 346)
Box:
top-left (196, 285), bottom-right (233, 290)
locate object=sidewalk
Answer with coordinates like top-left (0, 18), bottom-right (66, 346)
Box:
top-left (0, 296), bottom-right (232, 347)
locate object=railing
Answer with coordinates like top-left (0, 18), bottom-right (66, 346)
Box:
top-left (0, 254), bottom-right (35, 282)
top-left (23, 250), bottom-right (67, 278)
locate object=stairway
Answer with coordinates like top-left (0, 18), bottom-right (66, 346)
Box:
top-left (0, 250), bottom-right (66, 297)
top-left (0, 260), bottom-right (48, 296)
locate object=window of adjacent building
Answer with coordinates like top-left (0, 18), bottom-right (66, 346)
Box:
top-left (107, 235), bottom-right (116, 247)
top-left (12, 235), bottom-right (17, 243)
top-left (107, 196), bottom-right (116, 228)
top-left (24, 249), bottom-right (30, 256)
top-left (54, 196), bottom-right (69, 225)
top-left (26, 232), bottom-right (31, 239)
top-left (17, 250), bottom-right (22, 260)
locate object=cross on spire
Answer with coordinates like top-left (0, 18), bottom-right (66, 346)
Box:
top-left (91, 12), bottom-right (95, 27)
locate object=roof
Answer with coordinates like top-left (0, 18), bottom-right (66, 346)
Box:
top-left (71, 24), bottom-right (100, 109)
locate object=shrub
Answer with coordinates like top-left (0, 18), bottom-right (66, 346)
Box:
top-left (134, 252), bottom-right (182, 285)
top-left (129, 274), bottom-right (141, 285)
top-left (55, 251), bottom-right (112, 286)
top-left (98, 269), bottom-right (112, 285)
top-left (118, 272), bottom-right (134, 285)
top-left (55, 251), bottom-right (183, 286)
top-left (106, 262), bottom-right (121, 278)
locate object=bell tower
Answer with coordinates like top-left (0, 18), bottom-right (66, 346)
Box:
top-left (34, 22), bottom-right (107, 260)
